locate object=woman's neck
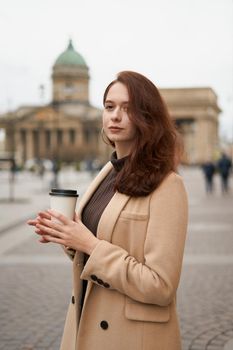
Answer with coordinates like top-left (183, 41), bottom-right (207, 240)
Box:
top-left (115, 143), bottom-right (132, 159)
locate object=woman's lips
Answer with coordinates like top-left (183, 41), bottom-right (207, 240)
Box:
top-left (108, 127), bottom-right (123, 131)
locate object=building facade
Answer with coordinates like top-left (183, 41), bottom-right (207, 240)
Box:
top-left (160, 87), bottom-right (220, 164)
top-left (0, 40), bottom-right (104, 165)
top-left (0, 40), bottom-right (221, 165)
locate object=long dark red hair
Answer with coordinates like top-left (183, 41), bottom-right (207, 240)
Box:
top-left (103, 71), bottom-right (182, 197)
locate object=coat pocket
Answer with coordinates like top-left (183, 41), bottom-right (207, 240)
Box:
top-left (125, 299), bottom-right (170, 323)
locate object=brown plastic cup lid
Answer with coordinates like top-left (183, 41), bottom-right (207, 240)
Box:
top-left (49, 189), bottom-right (79, 197)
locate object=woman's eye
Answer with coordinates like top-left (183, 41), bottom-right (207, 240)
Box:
top-left (105, 105), bottom-right (113, 110)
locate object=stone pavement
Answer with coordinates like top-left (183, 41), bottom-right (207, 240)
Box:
top-left (178, 168), bottom-right (233, 350)
top-left (0, 168), bottom-right (93, 350)
top-left (0, 167), bottom-right (233, 350)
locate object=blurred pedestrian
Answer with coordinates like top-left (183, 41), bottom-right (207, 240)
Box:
top-left (51, 158), bottom-right (59, 188)
top-left (202, 160), bottom-right (215, 193)
top-left (27, 71), bottom-right (188, 350)
top-left (217, 152), bottom-right (232, 193)
top-left (37, 158), bottom-right (45, 180)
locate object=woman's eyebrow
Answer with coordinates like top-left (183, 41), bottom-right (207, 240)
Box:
top-left (105, 100), bottom-right (129, 104)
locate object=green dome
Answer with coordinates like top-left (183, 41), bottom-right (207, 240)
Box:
top-left (54, 40), bottom-right (87, 66)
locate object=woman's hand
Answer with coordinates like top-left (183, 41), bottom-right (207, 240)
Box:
top-left (29, 209), bottom-right (99, 255)
top-left (27, 212), bottom-right (51, 243)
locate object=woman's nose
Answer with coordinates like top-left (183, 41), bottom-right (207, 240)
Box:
top-left (111, 107), bottom-right (122, 121)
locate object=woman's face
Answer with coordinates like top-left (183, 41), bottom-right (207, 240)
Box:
top-left (103, 82), bottom-right (136, 156)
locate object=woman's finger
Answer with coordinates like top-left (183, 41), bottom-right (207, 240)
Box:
top-left (35, 228), bottom-right (45, 235)
top-left (27, 219), bottom-right (38, 226)
top-left (47, 209), bottom-right (70, 225)
top-left (42, 234), bottom-right (66, 245)
top-left (37, 217), bottom-right (64, 232)
top-left (36, 223), bottom-right (65, 239)
top-left (39, 237), bottom-right (50, 243)
top-left (38, 211), bottom-right (51, 220)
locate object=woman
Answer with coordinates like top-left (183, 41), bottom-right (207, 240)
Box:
top-left (28, 71), bottom-right (188, 350)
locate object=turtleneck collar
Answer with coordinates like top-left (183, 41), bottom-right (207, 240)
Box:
top-left (110, 151), bottom-right (128, 172)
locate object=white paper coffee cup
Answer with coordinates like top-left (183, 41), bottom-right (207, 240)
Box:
top-left (49, 189), bottom-right (79, 221)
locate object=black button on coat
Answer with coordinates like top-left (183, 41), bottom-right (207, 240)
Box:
top-left (100, 321), bottom-right (109, 330)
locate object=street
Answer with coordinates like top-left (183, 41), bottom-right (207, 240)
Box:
top-left (0, 167), bottom-right (232, 350)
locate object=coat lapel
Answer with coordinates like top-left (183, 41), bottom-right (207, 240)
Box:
top-left (82, 191), bottom-right (130, 309)
top-left (77, 162), bottom-right (113, 218)
top-left (81, 171), bottom-right (130, 307)
top-left (96, 191), bottom-right (130, 241)
top-left (73, 162), bottom-right (113, 276)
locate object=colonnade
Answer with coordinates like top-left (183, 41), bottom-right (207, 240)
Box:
top-left (3, 127), bottom-right (98, 163)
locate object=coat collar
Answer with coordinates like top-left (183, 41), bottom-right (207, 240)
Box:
top-left (96, 191), bottom-right (130, 240)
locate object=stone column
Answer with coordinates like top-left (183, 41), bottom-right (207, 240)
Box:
top-left (5, 128), bottom-right (14, 153)
top-left (38, 129), bottom-right (46, 159)
top-left (27, 129), bottom-right (34, 160)
top-left (195, 119), bottom-right (212, 163)
top-left (14, 129), bottom-right (23, 163)
top-left (21, 130), bottom-right (27, 163)
top-left (63, 129), bottom-right (70, 146)
top-left (32, 130), bottom-right (39, 159)
top-left (59, 129), bottom-right (68, 160)
top-left (76, 128), bottom-right (81, 147)
top-left (50, 130), bottom-right (57, 158)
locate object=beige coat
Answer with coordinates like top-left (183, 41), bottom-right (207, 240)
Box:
top-left (60, 162), bottom-right (188, 350)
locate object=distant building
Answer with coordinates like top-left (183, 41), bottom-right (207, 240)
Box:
top-left (0, 40), bottom-right (104, 165)
top-left (160, 87), bottom-right (221, 164)
top-left (0, 40), bottom-right (221, 165)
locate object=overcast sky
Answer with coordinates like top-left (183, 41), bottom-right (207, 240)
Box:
top-left (0, 0), bottom-right (233, 140)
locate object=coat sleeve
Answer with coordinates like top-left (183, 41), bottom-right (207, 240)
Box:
top-left (80, 173), bottom-right (188, 306)
top-left (61, 246), bottom-right (76, 260)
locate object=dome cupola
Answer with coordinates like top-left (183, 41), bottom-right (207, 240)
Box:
top-left (54, 39), bottom-right (87, 67)
top-left (52, 39), bottom-right (89, 104)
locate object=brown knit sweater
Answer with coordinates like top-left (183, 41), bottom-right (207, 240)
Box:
top-left (82, 168), bottom-right (116, 235)
top-left (82, 152), bottom-right (126, 235)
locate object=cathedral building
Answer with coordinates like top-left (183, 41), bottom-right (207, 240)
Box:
top-left (0, 40), bottom-right (103, 165)
top-left (0, 40), bottom-right (221, 165)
